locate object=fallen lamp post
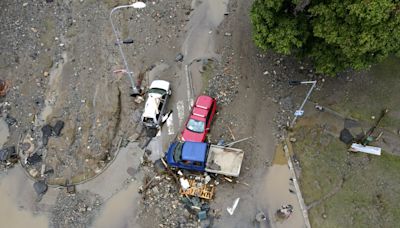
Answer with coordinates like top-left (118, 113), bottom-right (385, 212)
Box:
top-left (289, 80), bottom-right (317, 128)
top-left (109, 2), bottom-right (146, 96)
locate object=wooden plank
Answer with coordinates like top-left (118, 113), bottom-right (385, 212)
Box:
top-left (179, 179), bottom-right (214, 200)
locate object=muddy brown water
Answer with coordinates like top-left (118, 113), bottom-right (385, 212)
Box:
top-left (90, 181), bottom-right (142, 228)
top-left (261, 144), bottom-right (307, 228)
top-left (262, 165), bottom-right (306, 228)
top-left (0, 167), bottom-right (49, 228)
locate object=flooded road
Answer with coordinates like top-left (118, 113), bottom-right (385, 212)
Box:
top-left (261, 165), bottom-right (306, 228)
top-left (183, 0), bottom-right (228, 62)
top-left (0, 167), bottom-right (49, 228)
top-left (81, 142), bottom-right (144, 227)
top-left (259, 145), bottom-right (307, 228)
top-left (91, 182), bottom-right (142, 228)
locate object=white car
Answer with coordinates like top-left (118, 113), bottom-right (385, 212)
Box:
top-left (141, 80), bottom-right (171, 129)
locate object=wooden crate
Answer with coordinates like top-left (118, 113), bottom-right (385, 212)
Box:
top-left (180, 179), bottom-right (215, 200)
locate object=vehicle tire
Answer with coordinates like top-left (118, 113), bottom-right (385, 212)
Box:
top-left (146, 127), bottom-right (158, 137)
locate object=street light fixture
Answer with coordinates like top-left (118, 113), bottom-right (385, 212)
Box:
top-left (110, 2), bottom-right (146, 96)
top-left (289, 80), bottom-right (317, 127)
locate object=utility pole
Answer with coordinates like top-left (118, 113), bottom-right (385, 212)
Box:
top-left (109, 2), bottom-right (146, 96)
top-left (289, 80), bottom-right (317, 128)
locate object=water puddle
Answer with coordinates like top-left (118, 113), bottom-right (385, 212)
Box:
top-left (0, 118), bottom-right (10, 147)
top-left (258, 145), bottom-right (307, 227)
top-left (272, 143), bottom-right (287, 165)
top-left (183, 0), bottom-right (229, 63)
top-left (91, 181), bottom-right (142, 228)
top-left (78, 142), bottom-right (143, 198)
top-left (37, 52), bottom-right (68, 125)
top-left (0, 167), bottom-right (49, 228)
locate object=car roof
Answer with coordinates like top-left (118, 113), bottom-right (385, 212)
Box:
top-left (195, 95), bottom-right (214, 110)
top-left (150, 80), bottom-right (170, 91)
top-left (192, 107), bottom-right (208, 118)
top-left (181, 142), bottom-right (207, 162)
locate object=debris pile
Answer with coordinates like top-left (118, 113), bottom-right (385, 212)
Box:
top-left (138, 163), bottom-right (220, 227)
top-left (50, 190), bottom-right (102, 228)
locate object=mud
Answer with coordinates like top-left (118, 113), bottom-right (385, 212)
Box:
top-left (0, 119), bottom-right (10, 146)
top-left (0, 167), bottom-right (49, 228)
top-left (183, 0), bottom-right (228, 63)
top-left (37, 52), bottom-right (67, 126)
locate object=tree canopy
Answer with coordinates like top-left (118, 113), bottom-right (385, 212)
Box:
top-left (251, 0), bottom-right (400, 75)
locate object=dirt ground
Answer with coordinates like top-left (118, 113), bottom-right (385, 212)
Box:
top-left (0, 0), bottom-right (346, 228)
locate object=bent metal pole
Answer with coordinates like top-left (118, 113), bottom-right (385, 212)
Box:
top-left (109, 2), bottom-right (146, 95)
top-left (290, 80), bottom-right (317, 128)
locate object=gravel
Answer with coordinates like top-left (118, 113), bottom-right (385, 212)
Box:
top-left (50, 190), bottom-right (103, 228)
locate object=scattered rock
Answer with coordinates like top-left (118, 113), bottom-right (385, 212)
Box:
top-left (122, 38), bottom-right (134, 44)
top-left (175, 53), bottom-right (184, 62)
top-left (51, 190), bottom-right (102, 227)
top-left (33, 180), bottom-right (48, 196)
top-left (27, 153), bottom-right (42, 165)
top-left (0, 146), bottom-right (16, 162)
top-left (339, 128), bottom-right (354, 145)
top-left (42, 124), bottom-right (53, 146)
top-left (53, 120), bottom-right (64, 136)
top-left (29, 168), bottom-right (39, 177)
top-left (289, 138), bottom-right (297, 143)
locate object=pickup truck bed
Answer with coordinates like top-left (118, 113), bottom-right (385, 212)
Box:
top-left (205, 145), bottom-right (244, 177)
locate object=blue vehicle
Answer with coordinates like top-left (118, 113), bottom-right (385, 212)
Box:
top-left (166, 141), bottom-right (244, 177)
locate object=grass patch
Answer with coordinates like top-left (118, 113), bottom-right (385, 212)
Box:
top-left (201, 60), bottom-right (215, 92)
top-left (315, 57), bottom-right (400, 131)
top-left (293, 124), bottom-right (400, 228)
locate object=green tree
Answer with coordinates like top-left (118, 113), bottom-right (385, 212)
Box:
top-left (251, 0), bottom-right (400, 75)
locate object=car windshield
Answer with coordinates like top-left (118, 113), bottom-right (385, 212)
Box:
top-left (186, 119), bottom-right (205, 133)
top-left (148, 88), bottom-right (166, 95)
top-left (173, 142), bottom-right (184, 162)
